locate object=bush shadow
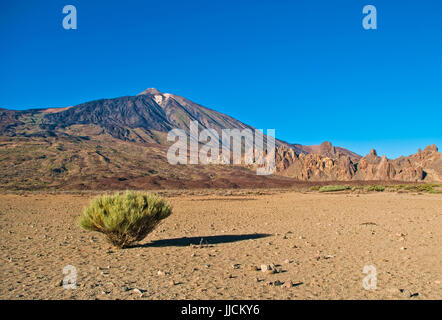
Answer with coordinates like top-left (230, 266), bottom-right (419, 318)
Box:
top-left (131, 233), bottom-right (271, 248)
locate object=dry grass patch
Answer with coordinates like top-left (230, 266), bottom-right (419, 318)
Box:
top-left (318, 185), bottom-right (351, 192)
top-left (78, 191), bottom-right (172, 248)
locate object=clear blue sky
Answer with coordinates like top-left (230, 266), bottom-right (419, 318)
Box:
top-left (1, 0), bottom-right (441, 159)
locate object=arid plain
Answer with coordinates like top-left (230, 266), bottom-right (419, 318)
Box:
top-left (1, 189), bottom-right (441, 300)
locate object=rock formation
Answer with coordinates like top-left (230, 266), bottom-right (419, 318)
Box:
top-left (275, 142), bottom-right (441, 182)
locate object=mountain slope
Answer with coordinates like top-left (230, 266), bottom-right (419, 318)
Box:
top-left (0, 88), bottom-right (440, 190)
top-left (38, 89), bottom-right (257, 145)
top-left (0, 88), bottom-right (297, 190)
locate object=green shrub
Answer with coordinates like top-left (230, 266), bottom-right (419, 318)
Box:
top-left (318, 185), bottom-right (350, 192)
top-left (386, 185), bottom-right (400, 191)
top-left (309, 186), bottom-right (321, 191)
top-left (416, 184), bottom-right (440, 192)
top-left (397, 184), bottom-right (441, 193)
top-left (367, 185), bottom-right (385, 192)
top-left (78, 191), bottom-right (172, 248)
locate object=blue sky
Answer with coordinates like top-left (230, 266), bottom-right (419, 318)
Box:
top-left (1, 0), bottom-right (441, 158)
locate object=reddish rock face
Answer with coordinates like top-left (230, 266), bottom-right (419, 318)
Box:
top-left (275, 142), bottom-right (441, 182)
top-left (424, 144), bottom-right (438, 153)
top-left (319, 141), bottom-right (336, 155)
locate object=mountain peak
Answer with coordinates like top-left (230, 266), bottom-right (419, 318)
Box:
top-left (138, 88), bottom-right (162, 96)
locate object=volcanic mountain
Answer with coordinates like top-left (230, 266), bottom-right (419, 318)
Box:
top-left (0, 88), bottom-right (440, 190)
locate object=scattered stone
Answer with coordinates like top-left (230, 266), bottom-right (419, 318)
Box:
top-left (399, 289), bottom-right (418, 298)
top-left (53, 279), bottom-right (63, 287)
top-left (248, 265), bottom-right (259, 271)
top-left (260, 264), bottom-right (271, 272)
top-left (360, 222), bottom-right (377, 226)
top-left (205, 264), bottom-right (211, 269)
top-left (284, 259), bottom-right (291, 264)
top-left (133, 288), bottom-right (146, 297)
top-left (273, 280), bottom-right (284, 286)
top-left (231, 264), bottom-right (240, 269)
top-left (400, 247), bottom-right (407, 250)
top-left (284, 281), bottom-right (293, 288)
top-left (261, 263), bottom-right (280, 274)
top-left (157, 270), bottom-right (165, 276)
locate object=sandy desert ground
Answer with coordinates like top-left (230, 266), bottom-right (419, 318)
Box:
top-left (0, 189), bottom-right (441, 300)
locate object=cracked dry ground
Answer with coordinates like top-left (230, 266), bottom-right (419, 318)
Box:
top-left (1, 190), bottom-right (441, 299)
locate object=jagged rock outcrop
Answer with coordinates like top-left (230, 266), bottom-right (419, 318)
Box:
top-left (276, 142), bottom-right (441, 182)
top-left (275, 143), bottom-right (356, 181)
